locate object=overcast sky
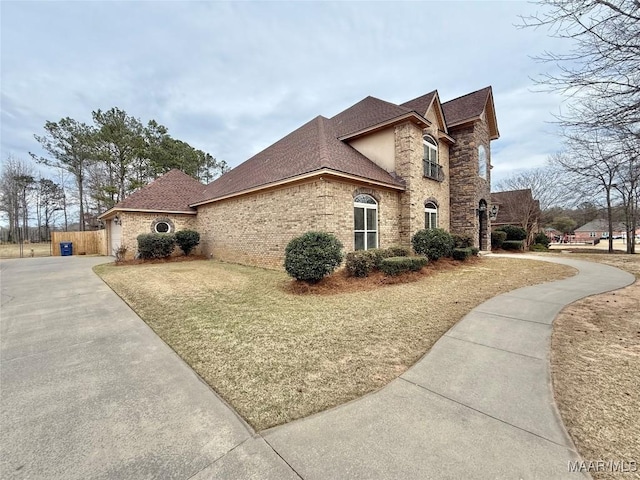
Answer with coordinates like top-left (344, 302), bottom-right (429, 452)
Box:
top-left (1, 1), bottom-right (569, 185)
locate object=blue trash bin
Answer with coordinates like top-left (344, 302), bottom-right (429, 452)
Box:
top-left (60, 242), bottom-right (73, 256)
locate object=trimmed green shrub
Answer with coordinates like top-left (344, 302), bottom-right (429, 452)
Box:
top-left (452, 234), bottom-right (474, 249)
top-left (491, 230), bottom-right (507, 249)
top-left (533, 232), bottom-right (551, 248)
top-left (379, 256), bottom-right (428, 276)
top-left (496, 225), bottom-right (527, 241)
top-left (471, 247), bottom-right (480, 256)
top-left (411, 228), bottom-right (455, 261)
top-left (284, 231), bottom-right (343, 283)
top-left (452, 248), bottom-right (473, 261)
top-left (529, 243), bottom-right (549, 252)
top-left (137, 233), bottom-right (176, 259)
top-left (386, 246), bottom-right (410, 257)
top-left (345, 247), bottom-right (412, 277)
top-left (175, 229), bottom-right (200, 256)
top-left (502, 240), bottom-right (524, 251)
top-left (345, 251), bottom-right (377, 277)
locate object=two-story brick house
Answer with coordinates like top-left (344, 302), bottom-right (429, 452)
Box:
top-left (99, 86), bottom-right (499, 269)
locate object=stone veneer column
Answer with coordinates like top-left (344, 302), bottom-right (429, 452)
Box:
top-left (394, 122), bottom-right (424, 248)
top-left (448, 122), bottom-right (492, 250)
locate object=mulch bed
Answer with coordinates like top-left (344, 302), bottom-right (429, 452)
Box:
top-left (286, 256), bottom-right (481, 295)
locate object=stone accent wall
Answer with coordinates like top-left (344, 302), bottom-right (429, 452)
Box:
top-left (394, 120), bottom-right (451, 248)
top-left (448, 120), bottom-right (492, 249)
top-left (118, 212), bottom-right (197, 258)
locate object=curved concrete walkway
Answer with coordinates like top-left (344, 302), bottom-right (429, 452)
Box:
top-left (1, 255), bottom-right (635, 479)
top-left (261, 255), bottom-right (635, 480)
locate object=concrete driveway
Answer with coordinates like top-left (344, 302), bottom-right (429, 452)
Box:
top-left (1, 255), bottom-right (635, 479)
top-left (0, 256), bottom-right (295, 480)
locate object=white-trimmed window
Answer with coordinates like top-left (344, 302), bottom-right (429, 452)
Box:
top-left (423, 135), bottom-right (440, 180)
top-left (354, 194), bottom-right (378, 250)
top-left (478, 145), bottom-right (488, 179)
top-left (425, 201), bottom-right (438, 229)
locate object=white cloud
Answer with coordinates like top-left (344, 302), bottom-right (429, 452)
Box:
top-left (1, 0), bottom-right (570, 183)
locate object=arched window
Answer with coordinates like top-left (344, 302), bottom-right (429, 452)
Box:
top-left (423, 135), bottom-right (440, 180)
top-left (478, 145), bottom-right (487, 179)
top-left (354, 194), bottom-right (378, 250)
top-left (425, 201), bottom-right (438, 229)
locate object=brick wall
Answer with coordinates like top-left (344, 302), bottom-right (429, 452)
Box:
top-left (196, 178), bottom-right (403, 270)
top-left (118, 212), bottom-right (198, 258)
top-left (394, 119), bottom-right (451, 247)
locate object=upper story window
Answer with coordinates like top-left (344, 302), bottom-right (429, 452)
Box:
top-left (425, 201), bottom-right (438, 229)
top-left (354, 194), bottom-right (378, 250)
top-left (423, 135), bottom-right (443, 181)
top-left (478, 145), bottom-right (488, 180)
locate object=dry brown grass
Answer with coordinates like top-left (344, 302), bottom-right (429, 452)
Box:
top-left (0, 243), bottom-right (52, 258)
top-left (95, 257), bottom-right (574, 431)
top-left (550, 252), bottom-right (640, 479)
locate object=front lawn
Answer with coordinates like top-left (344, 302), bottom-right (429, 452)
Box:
top-left (95, 257), bottom-right (573, 431)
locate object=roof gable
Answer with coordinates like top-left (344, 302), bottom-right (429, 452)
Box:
top-left (400, 90), bottom-right (448, 135)
top-left (101, 169), bottom-right (204, 217)
top-left (442, 86), bottom-right (499, 139)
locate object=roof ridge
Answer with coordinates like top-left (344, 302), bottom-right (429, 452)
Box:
top-left (442, 86), bottom-right (491, 105)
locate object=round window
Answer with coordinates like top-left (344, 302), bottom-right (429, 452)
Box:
top-left (155, 222), bottom-right (170, 233)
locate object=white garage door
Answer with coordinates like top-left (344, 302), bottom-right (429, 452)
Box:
top-left (110, 219), bottom-right (122, 255)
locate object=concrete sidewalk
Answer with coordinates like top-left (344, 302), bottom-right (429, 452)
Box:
top-left (1, 255), bottom-right (635, 479)
top-left (262, 255), bottom-right (635, 479)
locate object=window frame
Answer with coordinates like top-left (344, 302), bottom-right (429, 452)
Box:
top-left (423, 135), bottom-right (441, 180)
top-left (478, 145), bottom-right (488, 179)
top-left (425, 201), bottom-right (438, 229)
top-left (353, 194), bottom-right (378, 251)
top-left (154, 221), bottom-right (171, 234)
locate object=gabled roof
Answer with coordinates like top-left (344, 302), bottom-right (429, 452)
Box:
top-left (442, 86), bottom-right (499, 140)
top-left (98, 169), bottom-right (204, 218)
top-left (191, 116), bottom-right (405, 205)
top-left (401, 90), bottom-right (450, 138)
top-left (491, 189), bottom-right (539, 225)
top-left (575, 219), bottom-right (626, 232)
top-left (331, 96), bottom-right (430, 139)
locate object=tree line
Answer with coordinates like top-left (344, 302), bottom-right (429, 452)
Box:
top-left (1, 107), bottom-right (227, 242)
top-left (507, 0), bottom-right (639, 253)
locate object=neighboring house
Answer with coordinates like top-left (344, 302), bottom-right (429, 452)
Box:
top-left (99, 86), bottom-right (500, 269)
top-left (574, 219), bottom-right (627, 242)
top-left (490, 189), bottom-right (541, 243)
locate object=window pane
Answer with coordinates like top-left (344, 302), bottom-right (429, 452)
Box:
top-left (354, 207), bottom-right (365, 230)
top-left (367, 232), bottom-right (378, 249)
top-left (430, 212), bottom-right (438, 228)
top-left (366, 208), bottom-right (377, 231)
top-left (425, 213), bottom-right (429, 229)
top-left (355, 232), bottom-right (365, 250)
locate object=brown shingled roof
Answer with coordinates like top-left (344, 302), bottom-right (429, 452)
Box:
top-left (192, 116), bottom-right (404, 204)
top-left (105, 169), bottom-right (204, 215)
top-left (400, 90), bottom-right (437, 116)
top-left (442, 86), bottom-right (492, 126)
top-left (331, 96), bottom-right (418, 138)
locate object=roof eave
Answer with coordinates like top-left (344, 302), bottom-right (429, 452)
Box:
top-left (190, 168), bottom-right (405, 207)
top-left (98, 207), bottom-right (197, 219)
top-left (338, 112), bottom-right (431, 141)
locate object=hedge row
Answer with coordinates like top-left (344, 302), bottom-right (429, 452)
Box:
top-left (345, 246), bottom-right (410, 277)
top-left (379, 256), bottom-right (428, 276)
top-left (136, 229), bottom-right (201, 259)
